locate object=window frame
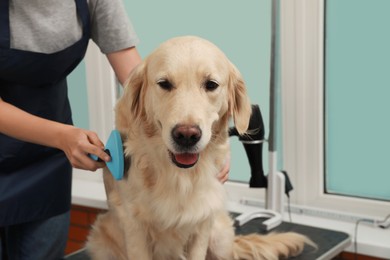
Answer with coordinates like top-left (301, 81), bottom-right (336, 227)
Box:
top-left (72, 42), bottom-right (117, 181)
top-left (280, 0), bottom-right (389, 218)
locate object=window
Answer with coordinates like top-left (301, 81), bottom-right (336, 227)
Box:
top-left (325, 0), bottom-right (390, 202)
top-left (281, 0), bottom-right (389, 218)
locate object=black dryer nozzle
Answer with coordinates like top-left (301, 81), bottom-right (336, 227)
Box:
top-left (229, 104), bottom-right (267, 188)
top-left (229, 104), bottom-right (265, 141)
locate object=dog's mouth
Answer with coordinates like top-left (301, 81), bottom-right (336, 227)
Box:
top-left (169, 151), bottom-right (199, 169)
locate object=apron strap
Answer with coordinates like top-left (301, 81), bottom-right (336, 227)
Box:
top-left (75, 0), bottom-right (91, 38)
top-left (0, 0), bottom-right (10, 48)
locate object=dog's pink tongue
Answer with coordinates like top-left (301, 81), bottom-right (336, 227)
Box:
top-left (175, 153), bottom-right (198, 166)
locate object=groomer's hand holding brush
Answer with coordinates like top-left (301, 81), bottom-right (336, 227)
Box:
top-left (58, 125), bottom-right (111, 171)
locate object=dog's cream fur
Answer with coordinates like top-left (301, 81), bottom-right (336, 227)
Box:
top-left (87, 36), bottom-right (312, 260)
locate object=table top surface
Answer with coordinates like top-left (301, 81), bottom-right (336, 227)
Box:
top-left (233, 214), bottom-right (351, 260)
top-left (66, 213), bottom-right (351, 260)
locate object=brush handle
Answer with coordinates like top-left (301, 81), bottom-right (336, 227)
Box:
top-left (89, 149), bottom-right (110, 162)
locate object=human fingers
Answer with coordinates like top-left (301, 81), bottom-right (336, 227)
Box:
top-left (217, 153), bottom-right (231, 183)
top-left (68, 148), bottom-right (106, 171)
top-left (59, 126), bottom-right (109, 170)
top-left (86, 130), bottom-right (105, 149)
top-left (85, 131), bottom-right (111, 162)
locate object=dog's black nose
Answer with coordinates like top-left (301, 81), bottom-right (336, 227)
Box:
top-left (171, 124), bottom-right (202, 148)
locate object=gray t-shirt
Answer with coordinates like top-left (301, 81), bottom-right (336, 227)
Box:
top-left (9, 0), bottom-right (139, 54)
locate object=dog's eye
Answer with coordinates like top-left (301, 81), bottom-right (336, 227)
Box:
top-left (205, 80), bottom-right (219, 91)
top-left (157, 79), bottom-right (174, 91)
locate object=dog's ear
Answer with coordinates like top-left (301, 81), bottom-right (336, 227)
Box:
top-left (228, 62), bottom-right (252, 135)
top-left (115, 62), bottom-right (147, 131)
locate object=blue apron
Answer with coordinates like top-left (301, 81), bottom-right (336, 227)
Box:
top-left (0, 0), bottom-right (90, 226)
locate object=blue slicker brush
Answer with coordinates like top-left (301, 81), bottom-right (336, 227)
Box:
top-left (90, 130), bottom-right (124, 180)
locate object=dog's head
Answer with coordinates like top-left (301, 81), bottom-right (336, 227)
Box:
top-left (116, 36), bottom-right (251, 169)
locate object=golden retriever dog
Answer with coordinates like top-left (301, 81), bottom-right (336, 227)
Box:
top-left (87, 36), bottom-right (312, 260)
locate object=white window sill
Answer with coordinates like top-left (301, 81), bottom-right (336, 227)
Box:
top-left (72, 177), bottom-right (108, 209)
top-left (71, 177), bottom-right (390, 259)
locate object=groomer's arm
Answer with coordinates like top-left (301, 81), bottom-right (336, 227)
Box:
top-left (0, 98), bottom-right (109, 170)
top-left (107, 46), bottom-right (142, 85)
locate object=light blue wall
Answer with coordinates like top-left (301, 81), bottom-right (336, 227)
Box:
top-left (68, 61), bottom-right (89, 130)
top-left (123, 0), bottom-right (272, 182)
top-left (325, 0), bottom-right (390, 200)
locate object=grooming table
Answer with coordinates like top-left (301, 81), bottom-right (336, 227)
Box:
top-left (232, 214), bottom-right (351, 260)
top-left (65, 213), bottom-right (350, 260)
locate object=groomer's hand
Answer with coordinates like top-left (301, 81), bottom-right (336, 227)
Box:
top-left (58, 125), bottom-right (110, 171)
top-left (217, 153), bottom-right (230, 183)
